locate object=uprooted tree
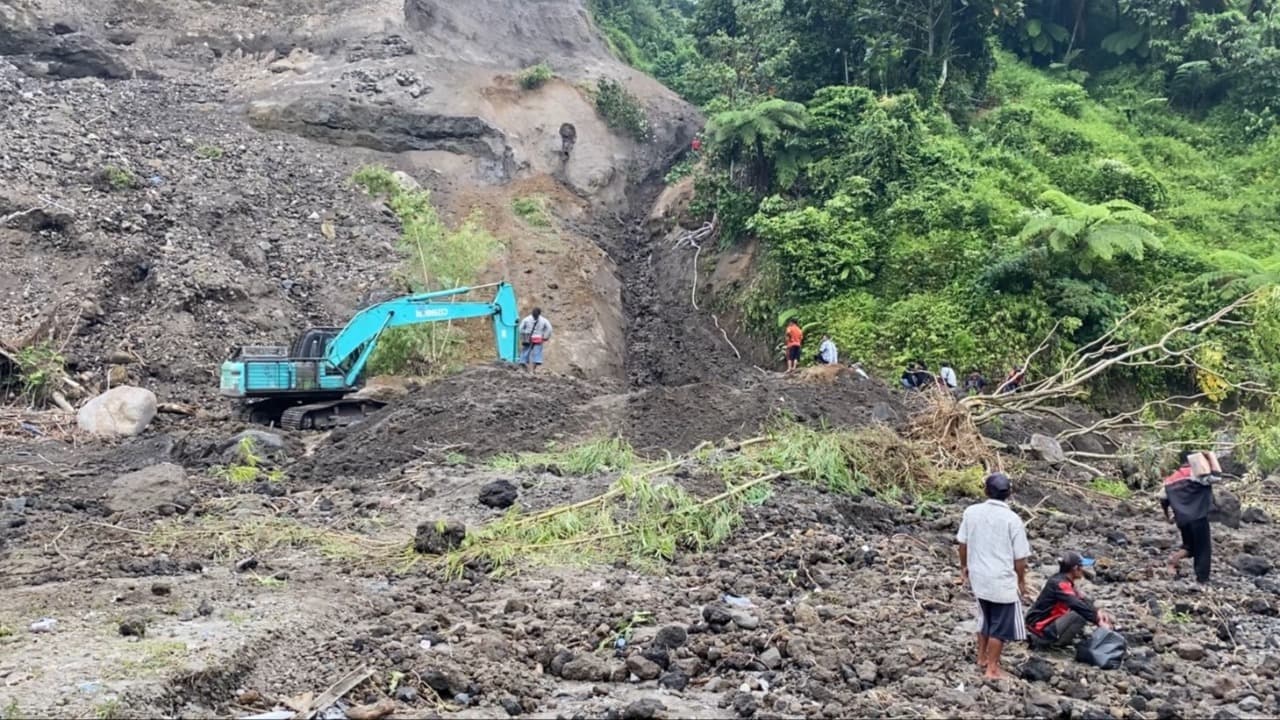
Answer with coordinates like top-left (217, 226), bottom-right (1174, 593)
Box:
top-left (912, 290), bottom-right (1272, 478)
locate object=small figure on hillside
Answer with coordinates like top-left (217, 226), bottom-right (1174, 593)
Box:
top-left (559, 123), bottom-right (577, 159)
top-left (1162, 450), bottom-right (1223, 583)
top-left (691, 135), bottom-right (703, 153)
top-left (518, 307), bottom-right (553, 372)
top-left (817, 334), bottom-right (838, 365)
top-left (1026, 551), bottom-right (1115, 649)
top-left (939, 361), bottom-right (958, 389)
top-left (784, 318), bottom-right (804, 372)
top-left (901, 362), bottom-right (920, 390)
top-left (998, 364), bottom-right (1026, 394)
top-left (912, 361), bottom-right (935, 390)
top-left (957, 472), bottom-right (1032, 680)
top-left (964, 369), bottom-right (988, 395)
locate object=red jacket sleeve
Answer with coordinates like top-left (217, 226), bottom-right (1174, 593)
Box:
top-left (1056, 581), bottom-right (1100, 625)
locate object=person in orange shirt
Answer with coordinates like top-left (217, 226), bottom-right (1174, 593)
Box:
top-left (784, 318), bottom-right (804, 372)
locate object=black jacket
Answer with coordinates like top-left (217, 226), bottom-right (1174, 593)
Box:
top-left (1025, 572), bottom-right (1099, 635)
top-left (1161, 466), bottom-right (1213, 525)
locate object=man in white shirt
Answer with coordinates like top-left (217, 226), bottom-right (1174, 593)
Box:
top-left (818, 335), bottom-right (838, 365)
top-left (517, 308), bottom-right (552, 372)
top-left (956, 472), bottom-right (1031, 679)
top-left (939, 362), bottom-right (958, 389)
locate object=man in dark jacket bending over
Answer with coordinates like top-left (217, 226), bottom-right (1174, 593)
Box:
top-left (1026, 552), bottom-right (1114, 648)
top-left (1162, 450), bottom-right (1221, 583)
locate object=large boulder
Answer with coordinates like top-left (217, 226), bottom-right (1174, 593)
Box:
top-left (107, 463), bottom-right (193, 515)
top-left (77, 386), bottom-right (157, 438)
top-left (1210, 489), bottom-right (1242, 529)
top-left (1027, 434), bottom-right (1067, 464)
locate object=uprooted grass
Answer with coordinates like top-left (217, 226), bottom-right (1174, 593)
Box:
top-left (490, 436), bottom-right (638, 475)
top-left (427, 420), bottom-right (987, 578)
top-left (148, 515), bottom-right (400, 564)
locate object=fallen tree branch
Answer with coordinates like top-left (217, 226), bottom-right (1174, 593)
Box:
top-left (711, 314), bottom-right (742, 360)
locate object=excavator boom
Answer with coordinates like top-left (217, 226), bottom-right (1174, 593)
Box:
top-left (219, 282), bottom-right (519, 429)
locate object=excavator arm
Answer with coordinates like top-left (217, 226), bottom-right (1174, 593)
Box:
top-left (326, 282), bottom-right (520, 384)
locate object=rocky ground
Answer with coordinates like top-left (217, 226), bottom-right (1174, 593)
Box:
top-left (4, 1), bottom-right (1280, 719)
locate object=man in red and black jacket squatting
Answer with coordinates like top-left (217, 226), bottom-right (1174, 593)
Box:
top-left (1025, 551), bottom-right (1116, 648)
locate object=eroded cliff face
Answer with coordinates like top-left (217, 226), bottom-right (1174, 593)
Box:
top-left (0, 0), bottom-right (702, 387)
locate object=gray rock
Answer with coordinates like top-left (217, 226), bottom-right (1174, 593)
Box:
top-left (1175, 642), bottom-right (1206, 661)
top-left (106, 463), bottom-right (192, 514)
top-left (560, 654), bottom-right (609, 682)
top-left (225, 429), bottom-right (285, 453)
top-left (77, 386), bottom-right (157, 438)
top-left (414, 520), bottom-right (466, 554)
top-left (1239, 696), bottom-right (1262, 713)
top-left (759, 647), bottom-right (782, 669)
top-left (1234, 554), bottom-right (1272, 577)
top-left (118, 616), bottom-right (146, 637)
top-left (1211, 490), bottom-right (1242, 529)
top-left (855, 659), bottom-right (877, 684)
top-left (658, 669), bottom-right (689, 691)
top-left (654, 624), bottom-right (687, 649)
top-left (1028, 434), bottom-right (1067, 464)
top-left (728, 608), bottom-right (759, 630)
top-left (622, 698), bottom-right (666, 720)
top-left (625, 653), bottom-right (661, 681)
top-left (702, 604), bottom-right (733, 626)
top-left (1242, 507), bottom-right (1270, 524)
top-left (871, 402), bottom-right (900, 424)
top-left (792, 602), bottom-right (820, 627)
top-left (478, 480), bottom-right (518, 509)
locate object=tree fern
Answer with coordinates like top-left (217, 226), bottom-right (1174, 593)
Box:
top-left (708, 99), bottom-right (808, 191)
top-left (1017, 191), bottom-right (1162, 276)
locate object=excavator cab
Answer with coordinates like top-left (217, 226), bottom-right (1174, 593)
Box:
top-left (290, 327), bottom-right (342, 359)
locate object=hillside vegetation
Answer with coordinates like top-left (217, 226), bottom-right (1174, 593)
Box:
top-left (591, 0), bottom-right (1280, 398)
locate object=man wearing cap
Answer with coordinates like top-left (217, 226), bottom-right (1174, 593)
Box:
top-left (1025, 552), bottom-right (1115, 649)
top-left (956, 472), bottom-right (1032, 679)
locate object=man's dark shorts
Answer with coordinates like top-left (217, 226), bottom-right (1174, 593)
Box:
top-left (787, 345), bottom-right (801, 362)
top-left (976, 598), bottom-right (1026, 643)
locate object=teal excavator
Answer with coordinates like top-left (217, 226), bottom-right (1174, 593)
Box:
top-left (220, 282), bottom-right (519, 429)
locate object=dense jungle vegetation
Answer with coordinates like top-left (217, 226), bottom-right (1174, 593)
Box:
top-left (589, 0), bottom-right (1280, 403)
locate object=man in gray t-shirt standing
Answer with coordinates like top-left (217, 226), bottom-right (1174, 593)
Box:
top-left (957, 472), bottom-right (1032, 680)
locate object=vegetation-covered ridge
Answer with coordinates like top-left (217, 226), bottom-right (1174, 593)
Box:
top-left (590, 0), bottom-right (1280, 400)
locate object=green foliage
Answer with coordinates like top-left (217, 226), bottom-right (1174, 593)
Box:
top-left (212, 437), bottom-right (285, 487)
top-left (512, 195), bottom-right (552, 228)
top-left (492, 437), bottom-right (638, 476)
top-left (99, 165), bottom-right (139, 191)
top-left (195, 145), bottom-right (224, 160)
top-left (1017, 190), bottom-right (1163, 276)
top-left (1090, 478), bottom-right (1132, 499)
top-left (9, 342), bottom-right (65, 406)
top-left (352, 166), bottom-right (501, 375)
top-left (517, 63), bottom-right (554, 90)
top-left (748, 195), bottom-right (874, 302)
top-left (1239, 398), bottom-right (1280, 474)
top-left (707, 98), bottom-right (810, 190)
top-left (594, 78), bottom-right (651, 141)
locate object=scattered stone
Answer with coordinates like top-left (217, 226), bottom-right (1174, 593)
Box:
top-left (728, 609), bottom-right (759, 630)
top-left (1242, 507), bottom-right (1270, 524)
top-left (626, 654), bottom-right (661, 681)
top-left (654, 625), bottom-right (687, 649)
top-left (197, 598), bottom-right (214, 616)
top-left (422, 668), bottom-right (468, 697)
top-left (622, 698), bottom-right (665, 720)
top-left (1175, 643), bottom-right (1205, 661)
top-left (730, 691), bottom-right (757, 718)
top-left (1028, 434), bottom-right (1067, 464)
top-left (871, 402), bottom-right (900, 424)
top-left (702, 604), bottom-right (733, 627)
top-left (77, 386), bottom-right (157, 437)
top-left (106, 463), bottom-right (192, 515)
top-left (394, 685), bottom-right (419, 703)
top-left (560, 655), bottom-right (609, 682)
top-left (1233, 554), bottom-right (1272, 577)
top-left (479, 480), bottom-right (518, 509)
top-left (503, 598), bottom-right (528, 614)
top-left (235, 557), bottom-right (259, 573)
top-left (759, 647), bottom-right (782, 670)
top-left (118, 616), bottom-right (146, 637)
top-left (792, 602), bottom-right (820, 627)
top-left (1021, 656), bottom-right (1054, 682)
top-left (150, 582), bottom-right (171, 596)
top-left (1239, 696), bottom-right (1263, 713)
top-left (658, 669), bottom-right (689, 691)
top-left (1210, 490), bottom-right (1242, 529)
top-left (29, 618), bottom-right (57, 633)
top-left (414, 520), bottom-right (466, 554)
top-left (499, 696), bottom-right (521, 716)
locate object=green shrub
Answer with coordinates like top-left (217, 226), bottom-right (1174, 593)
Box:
top-left (517, 63), bottom-right (554, 90)
top-left (99, 165), bottom-right (139, 191)
top-left (195, 145), bottom-right (224, 160)
top-left (512, 195), bottom-right (551, 227)
top-left (594, 78), bottom-right (650, 141)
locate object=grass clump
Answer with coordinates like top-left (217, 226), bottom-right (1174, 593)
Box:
top-left (99, 165), bottom-right (139, 191)
top-left (148, 515), bottom-right (395, 563)
top-left (109, 641), bottom-right (188, 679)
top-left (6, 342), bottom-right (65, 407)
top-left (492, 437), bottom-right (638, 476)
top-left (517, 62), bottom-right (554, 90)
top-left (1090, 477), bottom-right (1132, 499)
top-left (195, 145), bottom-right (224, 160)
top-left (93, 700), bottom-right (124, 720)
top-left (512, 195), bottom-right (551, 227)
top-left (594, 78), bottom-right (650, 142)
top-left (211, 437), bottom-right (285, 487)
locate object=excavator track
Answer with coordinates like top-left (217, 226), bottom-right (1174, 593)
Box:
top-left (279, 398), bottom-right (386, 431)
